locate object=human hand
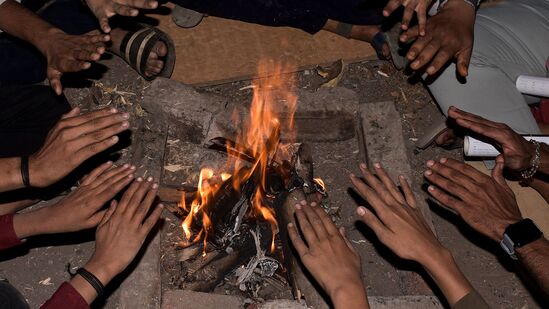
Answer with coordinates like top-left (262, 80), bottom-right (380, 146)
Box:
top-left (425, 157), bottom-right (522, 241)
top-left (448, 106), bottom-right (536, 172)
top-left (287, 201), bottom-right (367, 307)
top-left (85, 177), bottom-right (163, 284)
top-left (40, 162), bottom-right (135, 234)
top-left (85, 0), bottom-right (159, 33)
top-left (399, 0), bottom-right (474, 76)
top-left (36, 28), bottom-right (110, 95)
top-left (29, 107), bottom-right (130, 188)
top-left (350, 163), bottom-right (445, 265)
top-left (383, 0), bottom-right (433, 35)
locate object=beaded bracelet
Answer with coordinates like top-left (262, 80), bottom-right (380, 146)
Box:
top-left (520, 140), bottom-right (541, 185)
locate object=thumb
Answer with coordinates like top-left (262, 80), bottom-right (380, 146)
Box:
top-left (339, 227), bottom-right (358, 253)
top-left (456, 48), bottom-right (472, 77)
top-left (99, 17), bottom-right (111, 33)
top-left (491, 157), bottom-right (511, 193)
top-left (47, 68), bottom-right (63, 95)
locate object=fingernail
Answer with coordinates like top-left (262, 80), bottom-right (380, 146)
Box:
top-left (310, 202), bottom-right (317, 207)
top-left (300, 200), bottom-right (307, 206)
top-left (110, 108), bottom-right (117, 113)
top-left (360, 163), bottom-right (367, 169)
top-left (128, 174), bottom-right (134, 179)
top-left (288, 223), bottom-right (294, 228)
top-left (426, 160), bottom-right (434, 167)
top-left (440, 158), bottom-right (447, 163)
top-left (357, 206), bottom-right (366, 216)
top-left (374, 163), bottom-right (381, 169)
top-left (295, 203), bottom-right (302, 210)
top-left (137, 177), bottom-right (143, 182)
top-left (350, 173), bottom-right (356, 178)
top-left (158, 203), bottom-right (164, 208)
top-left (424, 170), bottom-right (432, 176)
top-left (123, 163), bottom-right (129, 168)
top-left (122, 121), bottom-right (129, 128)
top-left (412, 61), bottom-right (419, 67)
top-left (147, 177), bottom-right (153, 182)
top-left (152, 183), bottom-right (158, 189)
top-left (106, 161), bottom-right (113, 165)
top-left (428, 186), bottom-right (435, 192)
top-left (427, 66), bottom-right (435, 74)
top-left (130, 165), bottom-right (136, 170)
top-left (111, 136), bottom-right (119, 143)
top-left (399, 175), bottom-right (405, 179)
top-left (122, 113), bottom-right (129, 119)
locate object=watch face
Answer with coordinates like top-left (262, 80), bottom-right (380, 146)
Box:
top-left (505, 219), bottom-right (543, 248)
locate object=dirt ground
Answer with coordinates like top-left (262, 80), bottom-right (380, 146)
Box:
top-left (0, 56), bottom-right (543, 308)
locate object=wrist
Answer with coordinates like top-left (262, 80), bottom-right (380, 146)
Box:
top-left (33, 26), bottom-right (62, 57)
top-left (330, 280), bottom-right (367, 308)
top-left (13, 208), bottom-right (49, 239)
top-left (28, 154), bottom-right (47, 188)
top-left (84, 259), bottom-right (116, 286)
top-left (515, 238), bottom-right (548, 259)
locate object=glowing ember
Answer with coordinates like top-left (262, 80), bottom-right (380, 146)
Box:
top-left (179, 61), bottom-right (298, 253)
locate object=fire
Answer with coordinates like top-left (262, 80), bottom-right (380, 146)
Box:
top-left (180, 61), bottom-right (298, 254)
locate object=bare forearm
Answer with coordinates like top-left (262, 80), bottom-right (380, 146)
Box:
top-left (0, 0), bottom-right (58, 53)
top-left (422, 249), bottom-right (473, 306)
top-left (516, 238), bottom-right (549, 296)
top-left (0, 157), bottom-right (24, 192)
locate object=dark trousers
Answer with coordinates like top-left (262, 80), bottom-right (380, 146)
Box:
top-left (0, 85), bottom-right (71, 157)
top-left (0, 0), bottom-right (98, 86)
top-left (170, 0), bottom-right (387, 34)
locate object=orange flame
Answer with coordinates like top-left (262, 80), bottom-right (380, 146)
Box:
top-left (180, 61), bottom-right (298, 254)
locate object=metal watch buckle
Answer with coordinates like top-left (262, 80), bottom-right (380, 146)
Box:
top-left (500, 234), bottom-right (518, 260)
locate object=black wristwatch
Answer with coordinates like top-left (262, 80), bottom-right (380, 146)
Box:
top-left (500, 219), bottom-right (543, 260)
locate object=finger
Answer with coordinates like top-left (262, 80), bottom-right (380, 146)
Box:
top-left (301, 201), bottom-right (329, 239)
top-left (359, 164), bottom-right (396, 204)
top-left (349, 173), bottom-right (388, 216)
top-left (91, 163), bottom-right (134, 190)
top-left (61, 107), bottom-right (119, 127)
top-left (424, 167), bottom-right (472, 200)
top-left (99, 200), bottom-right (117, 226)
top-left (427, 185), bottom-right (464, 214)
top-left (417, 7), bottom-right (427, 36)
top-left (117, 177), bottom-right (143, 214)
top-left (400, 26), bottom-right (419, 43)
top-left (456, 47), bottom-right (473, 77)
top-left (126, 177), bottom-right (153, 219)
top-left (383, 0), bottom-right (401, 17)
top-left (373, 163), bottom-right (406, 204)
top-left (356, 206), bottom-right (389, 240)
top-left (339, 227), bottom-right (357, 253)
top-left (426, 48), bottom-right (453, 75)
top-left (80, 161), bottom-right (113, 185)
top-left (61, 107), bottom-right (81, 119)
top-left (114, 0), bottom-right (158, 9)
top-left (96, 171), bottom-right (134, 199)
top-left (310, 202), bottom-right (339, 236)
top-left (47, 69), bottom-right (63, 96)
top-left (410, 41), bottom-right (440, 70)
top-left (406, 35), bottom-right (431, 61)
top-left (100, 17), bottom-right (111, 33)
top-left (398, 175), bottom-right (417, 208)
top-left (294, 203), bottom-right (319, 245)
top-left (88, 209), bottom-right (107, 228)
top-left (287, 222), bottom-right (309, 257)
top-left (491, 158), bottom-right (512, 195)
top-left (401, 5), bottom-right (415, 29)
top-left (133, 182), bottom-right (159, 224)
top-left (73, 49), bottom-right (97, 62)
top-left (86, 34), bottom-right (110, 44)
top-left (74, 135), bottom-right (120, 163)
top-left (141, 203), bottom-right (163, 235)
top-left (448, 106), bottom-right (500, 127)
top-left (437, 158), bottom-right (488, 183)
top-left (70, 118), bottom-right (129, 145)
top-left (113, 3), bottom-right (139, 16)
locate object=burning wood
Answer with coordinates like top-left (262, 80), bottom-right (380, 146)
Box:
top-left (173, 62), bottom-right (327, 300)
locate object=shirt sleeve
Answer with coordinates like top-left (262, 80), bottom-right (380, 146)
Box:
top-left (452, 289), bottom-right (491, 309)
top-left (41, 282), bottom-right (90, 309)
top-left (0, 214), bottom-right (23, 250)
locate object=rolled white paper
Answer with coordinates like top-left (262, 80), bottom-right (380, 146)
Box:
top-left (464, 135), bottom-right (549, 157)
top-left (516, 75), bottom-right (549, 97)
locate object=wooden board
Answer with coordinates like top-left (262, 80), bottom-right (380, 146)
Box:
top-left (150, 6), bottom-right (376, 85)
